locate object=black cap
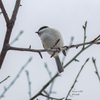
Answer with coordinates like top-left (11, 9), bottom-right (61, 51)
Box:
top-left (38, 26), bottom-right (49, 31)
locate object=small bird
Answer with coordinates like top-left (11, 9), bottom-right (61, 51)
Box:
top-left (36, 26), bottom-right (66, 73)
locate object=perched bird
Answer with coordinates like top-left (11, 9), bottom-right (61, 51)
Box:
top-left (36, 26), bottom-right (66, 73)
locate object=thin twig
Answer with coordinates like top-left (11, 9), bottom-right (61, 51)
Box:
top-left (0, 57), bottom-right (32, 98)
top-left (64, 41), bottom-right (93, 68)
top-left (69, 39), bottom-right (100, 49)
top-left (44, 63), bottom-right (52, 79)
top-left (44, 62), bottom-right (55, 100)
top-left (0, 76), bottom-right (10, 84)
top-left (62, 37), bottom-right (74, 65)
top-left (10, 30), bottom-right (23, 45)
top-left (30, 73), bottom-right (59, 100)
top-left (43, 90), bottom-right (49, 96)
top-left (65, 58), bottom-right (90, 100)
top-left (82, 21), bottom-right (87, 49)
top-left (25, 70), bottom-right (31, 99)
top-left (92, 35), bottom-right (100, 42)
top-left (50, 39), bottom-right (60, 58)
top-left (50, 52), bottom-right (56, 58)
top-left (41, 93), bottom-right (64, 100)
top-left (38, 52), bottom-right (43, 59)
top-left (92, 57), bottom-right (100, 82)
top-left (48, 80), bottom-right (55, 100)
top-left (0, 0), bottom-right (21, 69)
top-left (51, 39), bottom-right (60, 49)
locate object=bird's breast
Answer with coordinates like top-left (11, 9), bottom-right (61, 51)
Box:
top-left (41, 33), bottom-right (63, 49)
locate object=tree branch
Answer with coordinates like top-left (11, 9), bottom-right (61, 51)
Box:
top-left (62, 36), bottom-right (74, 65)
top-left (8, 36), bottom-right (100, 54)
top-left (0, 0), bottom-right (21, 69)
top-left (0, 76), bottom-right (10, 84)
top-left (25, 70), bottom-right (32, 99)
top-left (11, 0), bottom-right (20, 22)
top-left (10, 30), bottom-right (23, 45)
top-left (65, 58), bottom-right (89, 100)
top-left (0, 0), bottom-right (9, 23)
top-left (92, 57), bottom-right (100, 82)
top-left (30, 73), bottom-right (59, 100)
top-left (30, 37), bottom-right (98, 100)
top-left (44, 62), bottom-right (56, 100)
top-left (82, 21), bottom-right (87, 49)
top-left (41, 93), bottom-right (64, 100)
top-left (0, 57), bottom-right (32, 98)
top-left (69, 38), bottom-right (100, 49)
top-left (44, 63), bottom-right (52, 79)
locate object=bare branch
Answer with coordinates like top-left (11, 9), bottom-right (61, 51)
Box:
top-left (62, 36), bottom-right (74, 65)
top-left (92, 57), bottom-right (100, 82)
top-left (9, 36), bottom-right (100, 54)
top-left (0, 0), bottom-right (9, 23)
top-left (44, 62), bottom-right (55, 100)
top-left (11, 0), bottom-right (21, 22)
top-left (0, 57), bottom-right (32, 98)
top-left (25, 70), bottom-right (32, 99)
top-left (41, 93), bottom-right (64, 100)
top-left (30, 39), bottom-right (96, 100)
top-left (38, 52), bottom-right (43, 59)
top-left (51, 39), bottom-right (60, 49)
top-left (50, 39), bottom-right (61, 58)
top-left (50, 52), bottom-right (56, 58)
top-left (43, 90), bottom-right (49, 96)
top-left (92, 35), bottom-right (100, 42)
top-left (30, 73), bottom-right (59, 100)
top-left (10, 30), bottom-right (23, 45)
top-left (44, 63), bottom-right (52, 79)
top-left (0, 76), bottom-right (10, 84)
top-left (69, 35), bottom-right (100, 49)
top-left (64, 41), bottom-right (92, 68)
top-left (48, 80), bottom-right (55, 100)
top-left (82, 21), bottom-right (87, 49)
top-left (0, 0), bottom-right (21, 69)
top-left (65, 58), bottom-right (89, 100)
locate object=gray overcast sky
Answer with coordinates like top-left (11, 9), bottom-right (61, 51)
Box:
top-left (0, 0), bottom-right (100, 100)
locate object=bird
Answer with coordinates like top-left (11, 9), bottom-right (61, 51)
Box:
top-left (36, 26), bottom-right (66, 73)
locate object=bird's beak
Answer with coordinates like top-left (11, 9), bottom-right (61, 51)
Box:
top-left (35, 31), bottom-right (39, 34)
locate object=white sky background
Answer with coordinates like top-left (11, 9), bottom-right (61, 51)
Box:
top-left (0, 0), bottom-right (100, 100)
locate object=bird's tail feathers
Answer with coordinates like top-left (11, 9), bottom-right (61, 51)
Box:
top-left (55, 56), bottom-right (64, 73)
